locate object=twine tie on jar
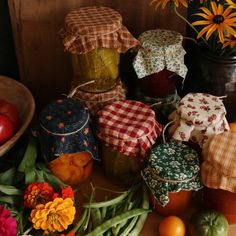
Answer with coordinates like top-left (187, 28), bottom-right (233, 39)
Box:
top-left (67, 80), bottom-right (95, 98)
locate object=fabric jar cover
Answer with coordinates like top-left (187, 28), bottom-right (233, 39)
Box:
top-left (201, 131), bottom-right (236, 192)
top-left (60, 6), bottom-right (139, 54)
top-left (169, 93), bottom-right (230, 148)
top-left (97, 100), bottom-right (162, 158)
top-left (69, 79), bottom-right (126, 116)
top-left (39, 98), bottom-right (99, 162)
top-left (142, 141), bottom-right (202, 206)
top-left (133, 29), bottom-right (187, 79)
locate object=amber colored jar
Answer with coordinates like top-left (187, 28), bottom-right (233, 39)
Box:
top-left (101, 144), bottom-right (147, 186)
top-left (150, 190), bottom-right (192, 216)
top-left (204, 187), bottom-right (236, 224)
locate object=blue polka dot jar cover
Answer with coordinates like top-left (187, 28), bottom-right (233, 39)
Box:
top-left (39, 98), bottom-right (99, 162)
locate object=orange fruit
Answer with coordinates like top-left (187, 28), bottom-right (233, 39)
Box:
top-left (159, 216), bottom-right (185, 236)
top-left (229, 123), bottom-right (236, 132)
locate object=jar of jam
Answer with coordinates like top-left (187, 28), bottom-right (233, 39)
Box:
top-left (201, 131), bottom-right (236, 224)
top-left (60, 6), bottom-right (139, 93)
top-left (97, 100), bottom-right (162, 186)
top-left (133, 29), bottom-right (187, 98)
top-left (38, 98), bottom-right (99, 186)
top-left (142, 141), bottom-right (202, 216)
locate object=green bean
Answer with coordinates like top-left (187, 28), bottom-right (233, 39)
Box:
top-left (85, 208), bottom-right (150, 236)
top-left (91, 208), bottom-right (102, 228)
top-left (120, 216), bottom-right (139, 236)
top-left (71, 208), bottom-right (88, 233)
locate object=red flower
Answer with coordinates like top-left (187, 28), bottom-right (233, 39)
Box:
top-left (24, 182), bottom-right (55, 209)
top-left (0, 205), bottom-right (17, 236)
top-left (61, 186), bottom-right (74, 199)
top-left (60, 232), bottom-right (75, 236)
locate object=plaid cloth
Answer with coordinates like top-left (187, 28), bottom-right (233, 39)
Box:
top-left (97, 100), bottom-right (162, 158)
top-left (201, 131), bottom-right (236, 192)
top-left (70, 80), bottom-right (126, 116)
top-left (60, 6), bottom-right (139, 54)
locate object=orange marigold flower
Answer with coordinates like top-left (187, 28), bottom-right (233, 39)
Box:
top-left (61, 186), bottom-right (74, 199)
top-left (30, 198), bottom-right (76, 232)
top-left (24, 182), bottom-right (55, 209)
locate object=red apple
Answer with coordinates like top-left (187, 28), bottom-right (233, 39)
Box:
top-left (0, 114), bottom-right (15, 145)
top-left (0, 99), bottom-right (20, 131)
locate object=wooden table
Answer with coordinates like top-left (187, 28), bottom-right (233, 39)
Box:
top-left (78, 162), bottom-right (236, 236)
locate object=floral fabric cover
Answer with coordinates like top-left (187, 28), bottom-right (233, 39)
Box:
top-left (201, 131), bottom-right (236, 193)
top-left (69, 80), bottom-right (126, 116)
top-left (142, 141), bottom-right (202, 206)
top-left (169, 93), bottom-right (229, 148)
top-left (133, 29), bottom-right (187, 79)
top-left (39, 98), bottom-right (99, 162)
top-left (97, 100), bottom-right (162, 158)
top-left (60, 6), bottom-right (139, 54)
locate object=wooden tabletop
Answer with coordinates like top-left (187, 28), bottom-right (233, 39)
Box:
top-left (78, 162), bottom-right (236, 236)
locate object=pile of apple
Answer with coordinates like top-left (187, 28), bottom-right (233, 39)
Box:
top-left (0, 99), bottom-right (20, 145)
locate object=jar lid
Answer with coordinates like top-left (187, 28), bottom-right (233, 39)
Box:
top-left (39, 98), bottom-right (89, 134)
top-left (133, 29), bottom-right (187, 79)
top-left (142, 141), bottom-right (202, 206)
top-left (177, 93), bottom-right (227, 126)
top-left (201, 131), bottom-right (236, 192)
top-left (97, 100), bottom-right (162, 158)
top-left (60, 6), bottom-right (139, 54)
top-left (70, 80), bottom-right (126, 116)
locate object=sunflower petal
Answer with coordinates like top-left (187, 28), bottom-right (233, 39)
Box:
top-left (206, 24), bottom-right (218, 40)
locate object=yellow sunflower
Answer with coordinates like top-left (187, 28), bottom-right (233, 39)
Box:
top-left (150, 0), bottom-right (188, 10)
top-left (226, 0), bottom-right (236, 9)
top-left (222, 34), bottom-right (236, 48)
top-left (192, 2), bottom-right (236, 44)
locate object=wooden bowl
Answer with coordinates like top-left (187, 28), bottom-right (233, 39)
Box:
top-left (0, 76), bottom-right (35, 156)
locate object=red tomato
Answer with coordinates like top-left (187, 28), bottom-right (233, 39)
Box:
top-left (0, 99), bottom-right (20, 131)
top-left (0, 114), bottom-right (15, 144)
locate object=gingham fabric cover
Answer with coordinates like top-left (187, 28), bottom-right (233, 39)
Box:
top-left (201, 131), bottom-right (236, 192)
top-left (169, 93), bottom-right (229, 148)
top-left (60, 6), bottom-right (139, 54)
top-left (133, 29), bottom-right (187, 79)
top-left (71, 80), bottom-right (126, 116)
top-left (142, 141), bottom-right (202, 206)
top-left (97, 100), bottom-right (162, 158)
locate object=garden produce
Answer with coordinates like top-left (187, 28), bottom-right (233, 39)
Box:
top-left (0, 114), bottom-right (15, 145)
top-left (229, 122), bottom-right (236, 132)
top-left (159, 216), bottom-right (186, 236)
top-left (189, 210), bottom-right (229, 236)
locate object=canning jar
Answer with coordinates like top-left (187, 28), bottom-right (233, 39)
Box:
top-left (169, 92), bottom-right (229, 149)
top-left (60, 6), bottom-right (139, 93)
top-left (97, 100), bottom-right (162, 186)
top-left (133, 29), bottom-right (187, 98)
top-left (201, 131), bottom-right (236, 224)
top-left (39, 98), bottom-right (99, 186)
top-left (142, 141), bottom-right (202, 216)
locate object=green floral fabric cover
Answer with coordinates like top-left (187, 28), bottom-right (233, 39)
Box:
top-left (141, 141), bottom-right (202, 206)
top-left (133, 29), bottom-right (187, 79)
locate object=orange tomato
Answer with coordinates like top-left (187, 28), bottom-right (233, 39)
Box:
top-left (159, 216), bottom-right (185, 236)
top-left (229, 123), bottom-right (236, 132)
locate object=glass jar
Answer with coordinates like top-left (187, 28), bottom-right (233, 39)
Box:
top-left (60, 6), bottom-right (139, 93)
top-left (97, 100), bottom-right (162, 186)
top-left (142, 141), bottom-right (202, 216)
top-left (39, 98), bottom-right (99, 186)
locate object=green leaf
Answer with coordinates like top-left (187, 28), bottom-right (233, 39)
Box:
top-left (0, 167), bottom-right (16, 185)
top-left (18, 136), bottom-right (38, 173)
top-left (0, 195), bottom-right (16, 205)
top-left (0, 184), bottom-right (22, 195)
top-left (25, 170), bottom-right (37, 185)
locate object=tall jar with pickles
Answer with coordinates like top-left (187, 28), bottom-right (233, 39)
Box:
top-left (60, 6), bottom-right (139, 93)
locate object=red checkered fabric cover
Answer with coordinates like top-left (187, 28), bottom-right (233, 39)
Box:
top-left (60, 6), bottom-right (139, 54)
top-left (201, 131), bottom-right (236, 192)
top-left (97, 100), bottom-right (162, 158)
top-left (70, 80), bottom-right (126, 116)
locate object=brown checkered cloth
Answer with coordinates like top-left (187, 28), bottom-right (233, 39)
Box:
top-left (201, 131), bottom-right (236, 192)
top-left (70, 80), bottom-right (126, 116)
top-left (60, 6), bottom-right (139, 54)
top-left (97, 100), bottom-right (162, 158)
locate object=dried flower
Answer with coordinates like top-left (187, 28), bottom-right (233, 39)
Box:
top-left (0, 205), bottom-right (17, 236)
top-left (30, 198), bottom-right (76, 232)
top-left (24, 182), bottom-right (55, 209)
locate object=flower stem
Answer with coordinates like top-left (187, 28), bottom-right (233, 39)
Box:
top-left (22, 226), bottom-right (33, 235)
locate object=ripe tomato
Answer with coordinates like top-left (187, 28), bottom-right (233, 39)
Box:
top-left (159, 216), bottom-right (186, 236)
top-left (0, 99), bottom-right (20, 131)
top-left (0, 114), bottom-right (15, 144)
